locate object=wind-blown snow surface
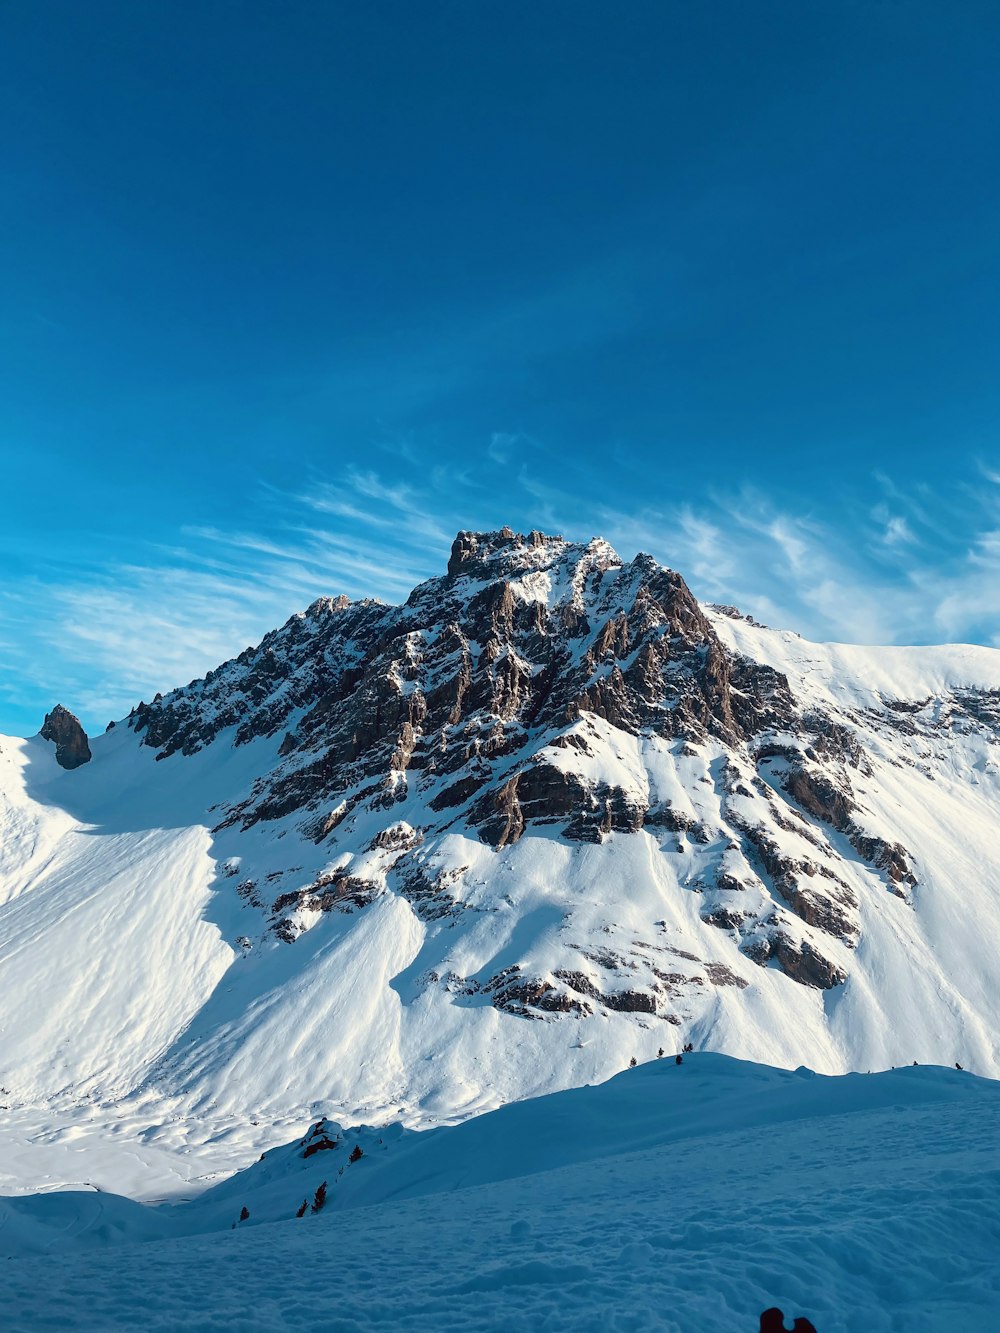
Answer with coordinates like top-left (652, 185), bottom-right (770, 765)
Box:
top-left (2, 1056), bottom-right (998, 1332)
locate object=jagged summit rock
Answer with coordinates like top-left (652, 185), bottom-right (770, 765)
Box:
top-left (444, 526), bottom-right (619, 581)
top-left (4, 524), bottom-right (1000, 1144)
top-left (122, 528), bottom-right (923, 995)
top-left (39, 704), bottom-right (92, 770)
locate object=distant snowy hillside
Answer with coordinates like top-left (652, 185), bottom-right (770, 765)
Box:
top-left (3, 1056), bottom-right (999, 1332)
top-left (2, 527), bottom-right (1000, 1199)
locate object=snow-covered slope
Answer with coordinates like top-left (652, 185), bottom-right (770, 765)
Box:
top-left (2, 527), bottom-right (1000, 1198)
top-left (3, 1055), bottom-right (999, 1332)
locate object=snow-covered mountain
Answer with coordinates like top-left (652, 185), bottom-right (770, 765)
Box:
top-left (2, 527), bottom-right (1000, 1197)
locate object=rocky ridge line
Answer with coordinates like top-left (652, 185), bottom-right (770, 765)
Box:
top-left (125, 528), bottom-right (922, 999)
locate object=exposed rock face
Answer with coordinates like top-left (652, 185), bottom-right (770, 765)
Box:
top-left (39, 705), bottom-right (91, 770)
top-left (125, 528), bottom-right (925, 997)
top-left (129, 530), bottom-right (785, 789)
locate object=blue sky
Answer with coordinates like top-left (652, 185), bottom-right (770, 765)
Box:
top-left (2, 1), bottom-right (1000, 735)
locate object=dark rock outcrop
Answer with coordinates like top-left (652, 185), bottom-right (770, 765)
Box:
top-left (744, 932), bottom-right (847, 990)
top-left (39, 705), bottom-right (91, 770)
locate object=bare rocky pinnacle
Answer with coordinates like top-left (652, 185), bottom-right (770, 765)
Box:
top-left (39, 704), bottom-right (92, 770)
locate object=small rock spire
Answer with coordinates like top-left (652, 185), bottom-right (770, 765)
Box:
top-left (39, 704), bottom-right (92, 770)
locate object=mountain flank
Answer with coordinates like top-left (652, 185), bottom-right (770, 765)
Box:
top-left (3, 527), bottom-right (999, 1139)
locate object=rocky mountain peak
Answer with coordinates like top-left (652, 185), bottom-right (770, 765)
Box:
top-left (447, 526), bottom-right (552, 576)
top-left (10, 528), bottom-right (1000, 1140)
top-left (445, 527), bottom-right (621, 584)
top-left (116, 528), bottom-right (944, 1003)
top-left (126, 528), bottom-right (793, 796)
top-left (39, 704), bottom-right (92, 770)
top-left (304, 594), bottom-right (352, 619)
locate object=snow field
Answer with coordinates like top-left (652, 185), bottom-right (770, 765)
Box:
top-left (2, 1056), bottom-right (998, 1332)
